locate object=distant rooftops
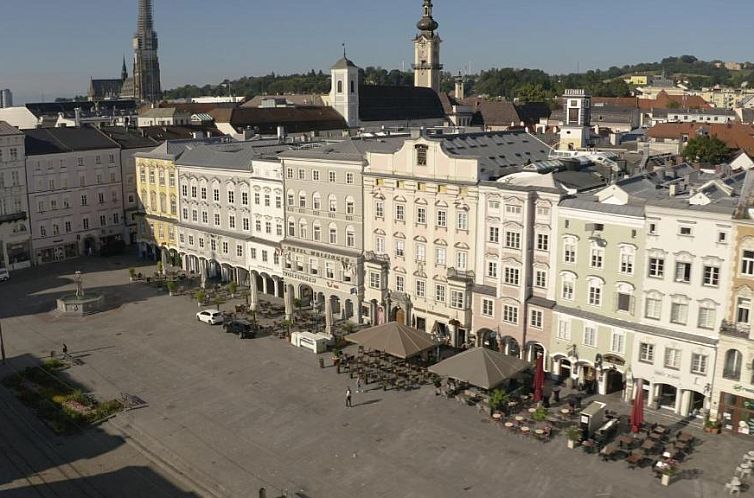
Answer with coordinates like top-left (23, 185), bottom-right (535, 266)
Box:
top-left (23, 127), bottom-right (119, 155)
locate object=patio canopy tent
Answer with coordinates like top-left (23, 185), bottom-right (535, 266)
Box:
top-left (345, 322), bottom-right (435, 359)
top-left (428, 347), bottom-right (531, 390)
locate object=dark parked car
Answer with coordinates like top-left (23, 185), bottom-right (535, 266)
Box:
top-left (223, 319), bottom-right (255, 339)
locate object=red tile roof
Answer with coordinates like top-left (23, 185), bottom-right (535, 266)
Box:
top-left (648, 122), bottom-right (754, 155)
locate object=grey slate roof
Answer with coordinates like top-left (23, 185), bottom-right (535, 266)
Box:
top-left (24, 127), bottom-right (118, 155)
top-left (280, 136), bottom-right (405, 161)
top-left (331, 57), bottom-right (357, 70)
top-left (0, 121), bottom-right (21, 136)
top-left (177, 141), bottom-right (291, 170)
top-left (358, 85), bottom-right (445, 123)
top-left (559, 196), bottom-right (646, 217)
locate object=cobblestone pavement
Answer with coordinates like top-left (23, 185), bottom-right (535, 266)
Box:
top-left (0, 255), bottom-right (750, 498)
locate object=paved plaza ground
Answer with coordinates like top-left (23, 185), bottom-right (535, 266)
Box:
top-left (0, 255), bottom-right (751, 497)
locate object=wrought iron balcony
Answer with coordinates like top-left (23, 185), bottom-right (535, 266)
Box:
top-left (447, 268), bottom-right (475, 282)
top-left (720, 320), bottom-right (751, 340)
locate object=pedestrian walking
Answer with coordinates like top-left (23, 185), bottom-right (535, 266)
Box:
top-left (62, 344), bottom-right (68, 355)
top-left (552, 382), bottom-right (561, 403)
top-left (345, 386), bottom-right (352, 408)
top-left (356, 375), bottom-right (362, 393)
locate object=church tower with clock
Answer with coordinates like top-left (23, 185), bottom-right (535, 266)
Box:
top-left (413, 0), bottom-right (442, 93)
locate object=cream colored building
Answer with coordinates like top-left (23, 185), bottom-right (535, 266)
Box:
top-left (363, 131), bottom-right (551, 347)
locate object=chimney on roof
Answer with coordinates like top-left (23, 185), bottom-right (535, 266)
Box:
top-left (74, 108), bottom-right (81, 128)
top-left (669, 184), bottom-right (677, 197)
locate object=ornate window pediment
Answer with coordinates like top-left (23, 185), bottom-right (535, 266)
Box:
top-left (434, 239), bottom-right (447, 246)
top-left (394, 232), bottom-right (406, 239)
top-left (414, 235), bottom-right (427, 242)
top-left (673, 251), bottom-right (694, 263)
top-left (454, 242), bottom-right (470, 249)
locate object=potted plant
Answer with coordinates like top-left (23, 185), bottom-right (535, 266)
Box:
top-left (166, 281), bottom-right (177, 296)
top-left (533, 406), bottom-right (549, 422)
top-left (213, 296), bottom-right (224, 311)
top-left (228, 281), bottom-right (238, 298)
top-left (331, 348), bottom-right (342, 366)
top-left (565, 426), bottom-right (582, 449)
top-left (660, 461), bottom-right (677, 486)
top-left (128, 268), bottom-right (136, 281)
top-left (280, 319), bottom-right (293, 339)
top-left (194, 290), bottom-right (206, 307)
top-left (488, 389), bottom-right (509, 416)
top-left (704, 417), bottom-right (722, 434)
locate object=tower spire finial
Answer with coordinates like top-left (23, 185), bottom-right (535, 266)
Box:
top-left (342, 42), bottom-right (346, 59)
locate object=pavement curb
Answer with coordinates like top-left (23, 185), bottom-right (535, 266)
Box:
top-left (108, 416), bottom-right (229, 498)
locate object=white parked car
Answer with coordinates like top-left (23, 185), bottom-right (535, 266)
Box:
top-left (0, 268), bottom-right (9, 281)
top-left (196, 309), bottom-right (223, 325)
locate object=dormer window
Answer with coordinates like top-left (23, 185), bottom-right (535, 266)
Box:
top-left (416, 145), bottom-right (428, 166)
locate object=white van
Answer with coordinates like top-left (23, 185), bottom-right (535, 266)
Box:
top-left (0, 268), bottom-right (9, 281)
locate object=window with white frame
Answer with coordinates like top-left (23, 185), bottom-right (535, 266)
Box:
top-left (328, 171), bottom-right (336, 183)
top-left (690, 353), bottom-right (707, 375)
top-left (561, 276), bottom-right (575, 300)
top-left (670, 300), bottom-right (688, 325)
top-left (487, 261), bottom-right (498, 278)
top-left (583, 325), bottom-right (596, 347)
top-left (639, 343), bottom-right (654, 363)
top-left (375, 235), bottom-right (385, 253)
top-left (674, 261), bottom-right (691, 283)
top-left (416, 243), bottom-right (426, 262)
top-left (346, 227), bottom-right (355, 247)
top-left (456, 251), bottom-right (468, 270)
top-left (505, 231), bottom-right (521, 249)
top-left (736, 297), bottom-right (751, 326)
top-left (619, 247), bottom-right (634, 274)
top-left (557, 320), bottom-right (570, 340)
top-left (481, 299), bottom-right (494, 317)
top-left (703, 265), bottom-right (720, 287)
top-left (346, 172), bottom-right (354, 184)
top-left (505, 204), bottom-right (522, 215)
top-left (457, 211), bottom-right (468, 230)
top-left (530, 309), bottom-right (543, 329)
top-left (395, 204), bottom-right (405, 221)
top-left (395, 240), bottom-right (405, 257)
top-left (236, 245), bottom-right (243, 257)
top-left (588, 280), bottom-right (602, 306)
top-left (436, 209), bottom-right (447, 227)
top-left (536, 233), bottom-right (549, 251)
top-left (488, 226), bottom-right (500, 243)
top-left (435, 247), bottom-right (446, 266)
top-left (610, 331), bottom-right (625, 354)
top-left (645, 295), bottom-right (662, 320)
top-left (616, 284), bottom-right (634, 313)
top-left (416, 279), bottom-right (426, 298)
top-left (563, 238), bottom-right (576, 263)
top-left (416, 207), bottom-right (427, 225)
top-left (450, 290), bottom-right (464, 309)
top-left (329, 226), bottom-right (337, 244)
top-left (648, 257), bottom-right (664, 278)
top-left (369, 272), bottom-right (381, 289)
top-left (664, 348), bottom-right (681, 370)
top-left (535, 269), bottom-right (547, 288)
top-left (328, 195), bottom-right (337, 213)
top-left (590, 245), bottom-right (604, 269)
top-left (395, 275), bottom-right (404, 293)
top-left (697, 303), bottom-right (716, 330)
top-left (503, 304), bottom-right (518, 324)
top-left (488, 200), bottom-right (500, 210)
top-left (504, 266), bottom-right (520, 286)
top-left (435, 284), bottom-right (446, 303)
top-left (375, 200), bottom-right (384, 218)
top-left (742, 250), bottom-right (754, 275)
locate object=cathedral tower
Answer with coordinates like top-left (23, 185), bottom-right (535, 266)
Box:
top-left (413, 0), bottom-right (442, 93)
top-left (132, 0), bottom-right (162, 103)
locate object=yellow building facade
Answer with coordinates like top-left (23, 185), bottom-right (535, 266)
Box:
top-left (135, 144), bottom-right (182, 264)
top-left (712, 215), bottom-right (754, 435)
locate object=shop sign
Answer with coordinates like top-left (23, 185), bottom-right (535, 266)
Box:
top-left (733, 385), bottom-right (754, 395)
top-left (283, 270), bottom-right (317, 284)
top-left (654, 370), bottom-right (680, 381)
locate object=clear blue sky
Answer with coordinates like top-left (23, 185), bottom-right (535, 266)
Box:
top-left (2, 0), bottom-right (753, 103)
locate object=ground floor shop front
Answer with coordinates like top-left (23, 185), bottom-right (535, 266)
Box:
top-left (718, 391), bottom-right (754, 436)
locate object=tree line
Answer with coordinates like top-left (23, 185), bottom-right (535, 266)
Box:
top-left (163, 55), bottom-right (754, 103)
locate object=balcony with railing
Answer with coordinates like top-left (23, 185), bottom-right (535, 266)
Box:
top-left (447, 268), bottom-right (475, 283)
top-left (720, 320), bottom-right (752, 340)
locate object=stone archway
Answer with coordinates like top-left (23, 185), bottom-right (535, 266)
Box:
top-left (501, 336), bottom-right (520, 357)
top-left (477, 328), bottom-right (499, 351)
top-left (392, 307), bottom-right (406, 325)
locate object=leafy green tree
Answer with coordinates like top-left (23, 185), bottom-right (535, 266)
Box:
top-left (682, 135), bottom-right (730, 164)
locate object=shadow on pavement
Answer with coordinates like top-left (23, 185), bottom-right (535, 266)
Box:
top-left (0, 354), bottom-right (195, 497)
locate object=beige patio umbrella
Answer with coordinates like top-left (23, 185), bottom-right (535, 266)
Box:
top-left (428, 347), bottom-right (530, 390)
top-left (345, 322), bottom-right (434, 359)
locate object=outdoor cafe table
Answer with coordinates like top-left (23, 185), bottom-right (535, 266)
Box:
top-left (652, 425), bottom-right (668, 434)
top-left (616, 435), bottom-right (635, 448)
top-left (492, 413), bottom-right (503, 420)
top-left (520, 426), bottom-right (530, 434)
top-left (677, 432), bottom-right (694, 443)
top-left (515, 416), bottom-right (525, 422)
top-left (504, 422), bottom-right (515, 428)
top-left (641, 439), bottom-right (657, 451)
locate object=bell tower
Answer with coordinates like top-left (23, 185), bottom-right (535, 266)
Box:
top-left (413, 0), bottom-right (442, 93)
top-left (330, 51), bottom-right (360, 128)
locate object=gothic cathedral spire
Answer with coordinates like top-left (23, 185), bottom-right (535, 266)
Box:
top-left (413, 0), bottom-right (442, 93)
top-left (132, 0), bottom-right (162, 103)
